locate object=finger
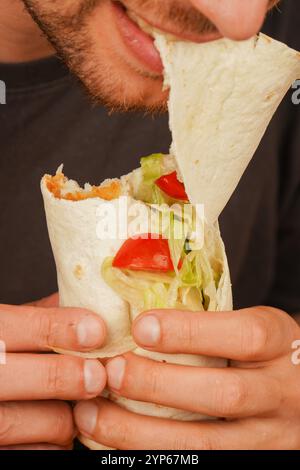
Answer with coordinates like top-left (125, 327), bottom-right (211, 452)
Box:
top-left (25, 293), bottom-right (59, 308)
top-left (0, 444), bottom-right (72, 450)
top-left (0, 354), bottom-right (106, 401)
top-left (0, 304), bottom-right (107, 352)
top-left (106, 354), bottom-right (281, 418)
top-left (133, 307), bottom-right (297, 361)
top-left (0, 401), bottom-right (74, 447)
top-left (74, 398), bottom-right (283, 450)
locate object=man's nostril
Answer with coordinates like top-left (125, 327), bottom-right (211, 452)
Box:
top-left (190, 0), bottom-right (269, 41)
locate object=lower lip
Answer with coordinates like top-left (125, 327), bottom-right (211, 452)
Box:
top-left (111, 1), bottom-right (163, 75)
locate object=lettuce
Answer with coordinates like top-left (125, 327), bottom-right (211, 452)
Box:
top-left (179, 253), bottom-right (200, 287)
top-left (133, 154), bottom-right (166, 204)
top-left (102, 246), bottom-right (221, 313)
top-left (133, 153), bottom-right (182, 205)
top-left (101, 154), bottom-right (222, 314)
top-left (102, 257), bottom-right (173, 310)
top-left (167, 211), bottom-right (187, 274)
top-left (141, 154), bottom-right (164, 185)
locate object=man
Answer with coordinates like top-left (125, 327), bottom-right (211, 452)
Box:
top-left (0, 0), bottom-right (300, 450)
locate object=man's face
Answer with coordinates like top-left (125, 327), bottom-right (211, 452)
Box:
top-left (22, 0), bottom-right (277, 111)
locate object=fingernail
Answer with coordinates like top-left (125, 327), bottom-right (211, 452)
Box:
top-left (84, 360), bottom-right (105, 395)
top-left (133, 315), bottom-right (161, 346)
top-left (77, 317), bottom-right (104, 348)
top-left (74, 401), bottom-right (98, 436)
top-left (106, 357), bottom-right (126, 390)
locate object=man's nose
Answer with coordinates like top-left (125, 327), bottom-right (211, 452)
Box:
top-left (190, 0), bottom-right (270, 40)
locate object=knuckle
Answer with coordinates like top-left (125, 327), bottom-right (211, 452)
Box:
top-left (44, 356), bottom-right (84, 399)
top-left (268, 378), bottom-right (282, 411)
top-left (217, 373), bottom-right (248, 416)
top-left (35, 311), bottom-right (53, 347)
top-left (51, 403), bottom-right (74, 445)
top-left (241, 314), bottom-right (270, 359)
top-left (192, 433), bottom-right (216, 451)
top-left (173, 434), bottom-right (214, 451)
top-left (172, 435), bottom-right (198, 450)
top-left (247, 306), bottom-right (298, 358)
top-left (143, 364), bottom-right (164, 401)
top-left (44, 357), bottom-right (67, 396)
top-left (170, 314), bottom-right (197, 347)
top-left (198, 437), bottom-right (214, 451)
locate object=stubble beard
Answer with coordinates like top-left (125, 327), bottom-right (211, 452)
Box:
top-left (22, 0), bottom-right (169, 112)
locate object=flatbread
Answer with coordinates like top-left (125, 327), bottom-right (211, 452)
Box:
top-left (155, 33), bottom-right (300, 223)
top-left (41, 177), bottom-right (231, 359)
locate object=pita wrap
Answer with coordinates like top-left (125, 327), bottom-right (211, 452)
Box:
top-left (41, 155), bottom-right (230, 452)
top-left (41, 160), bottom-right (231, 361)
top-left (155, 33), bottom-right (300, 223)
top-left (41, 31), bottom-right (300, 450)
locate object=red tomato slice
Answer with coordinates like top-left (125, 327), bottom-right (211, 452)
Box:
top-left (112, 234), bottom-right (177, 272)
top-left (155, 171), bottom-right (189, 202)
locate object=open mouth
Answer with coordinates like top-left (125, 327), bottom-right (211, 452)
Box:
top-left (111, 1), bottom-right (164, 75)
top-left (110, 1), bottom-right (222, 76)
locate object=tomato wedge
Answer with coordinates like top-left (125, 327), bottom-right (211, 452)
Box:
top-left (113, 234), bottom-right (178, 272)
top-left (155, 171), bottom-right (189, 202)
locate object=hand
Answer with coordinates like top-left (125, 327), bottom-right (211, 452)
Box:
top-left (0, 295), bottom-right (107, 450)
top-left (74, 307), bottom-right (300, 450)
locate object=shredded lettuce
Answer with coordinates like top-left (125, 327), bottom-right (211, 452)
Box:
top-left (179, 253), bottom-right (200, 287)
top-left (167, 212), bottom-right (187, 274)
top-left (133, 154), bottom-right (166, 204)
top-left (141, 154), bottom-right (163, 184)
top-left (101, 154), bottom-right (223, 314)
top-left (102, 246), bottom-right (222, 314)
top-left (133, 153), bottom-right (183, 206)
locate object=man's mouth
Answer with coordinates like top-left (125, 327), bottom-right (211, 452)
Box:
top-left (110, 1), bottom-right (221, 76)
top-left (111, 1), bottom-right (163, 75)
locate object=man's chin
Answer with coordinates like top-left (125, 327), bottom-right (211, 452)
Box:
top-left (104, 81), bottom-right (169, 114)
top-left (74, 61), bottom-right (168, 113)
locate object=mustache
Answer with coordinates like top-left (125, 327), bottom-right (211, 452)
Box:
top-left (55, 0), bottom-right (217, 35)
top-left (24, 0), bottom-right (280, 37)
top-left (119, 0), bottom-right (218, 35)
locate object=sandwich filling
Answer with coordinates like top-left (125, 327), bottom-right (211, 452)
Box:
top-left (45, 154), bottom-right (224, 315)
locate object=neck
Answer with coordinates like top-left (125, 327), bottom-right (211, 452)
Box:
top-left (0, 0), bottom-right (54, 63)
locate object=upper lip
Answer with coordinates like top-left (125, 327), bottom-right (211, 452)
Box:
top-left (117, 0), bottom-right (222, 43)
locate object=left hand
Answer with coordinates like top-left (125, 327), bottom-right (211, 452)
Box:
top-left (74, 307), bottom-right (300, 450)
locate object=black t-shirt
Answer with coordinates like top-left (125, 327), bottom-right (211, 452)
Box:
top-left (0, 0), bottom-right (300, 313)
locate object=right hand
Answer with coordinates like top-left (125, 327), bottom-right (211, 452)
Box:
top-left (0, 294), bottom-right (107, 450)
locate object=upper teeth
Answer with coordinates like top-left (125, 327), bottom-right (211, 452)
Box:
top-left (127, 10), bottom-right (179, 42)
